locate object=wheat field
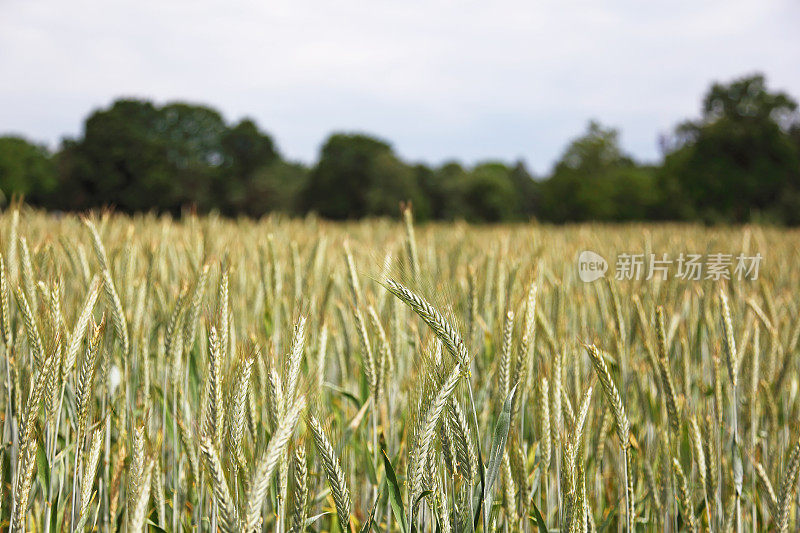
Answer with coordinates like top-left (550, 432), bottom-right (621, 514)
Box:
top-left (1, 205), bottom-right (799, 532)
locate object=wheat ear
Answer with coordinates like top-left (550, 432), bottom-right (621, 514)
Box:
top-left (308, 413), bottom-right (352, 532)
top-left (245, 395), bottom-right (306, 531)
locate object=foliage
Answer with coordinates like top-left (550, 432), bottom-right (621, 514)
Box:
top-left (540, 121), bottom-right (660, 222)
top-left (3, 73), bottom-right (800, 223)
top-left (300, 133), bottom-right (427, 219)
top-left (660, 74), bottom-right (800, 223)
top-left (55, 100), bottom-right (294, 216)
top-left (0, 136), bottom-right (57, 205)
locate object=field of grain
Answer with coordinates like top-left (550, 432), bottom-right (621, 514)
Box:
top-left (1, 206), bottom-right (799, 532)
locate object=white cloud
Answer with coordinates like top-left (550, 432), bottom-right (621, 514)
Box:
top-left (1, 0), bottom-right (799, 173)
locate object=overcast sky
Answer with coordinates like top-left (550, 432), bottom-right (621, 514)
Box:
top-left (1, 0), bottom-right (799, 174)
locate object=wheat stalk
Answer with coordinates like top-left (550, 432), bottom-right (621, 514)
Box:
top-left (308, 413), bottom-right (351, 532)
top-left (584, 342), bottom-right (632, 531)
top-left (245, 395), bottom-right (306, 531)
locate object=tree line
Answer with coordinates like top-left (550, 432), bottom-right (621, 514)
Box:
top-left (2, 73), bottom-right (800, 223)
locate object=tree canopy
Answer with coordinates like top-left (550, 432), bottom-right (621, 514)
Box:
top-left (54, 100), bottom-right (297, 216)
top-left (539, 121), bottom-right (660, 222)
top-left (0, 136), bottom-right (56, 205)
top-left (2, 73), bottom-right (800, 224)
top-left (660, 74), bottom-right (800, 223)
top-left (300, 134), bottom-right (426, 219)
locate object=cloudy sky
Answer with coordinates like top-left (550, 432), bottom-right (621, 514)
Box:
top-left (1, 0), bottom-right (799, 174)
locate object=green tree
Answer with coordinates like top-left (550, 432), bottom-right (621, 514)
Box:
top-left (660, 74), bottom-right (800, 223)
top-left (221, 119), bottom-right (277, 177)
top-left (0, 136), bottom-right (57, 205)
top-left (424, 162), bottom-right (469, 220)
top-left (159, 102), bottom-right (229, 210)
top-left (508, 161), bottom-right (540, 219)
top-left (56, 99), bottom-right (291, 215)
top-left (417, 161), bottom-right (533, 222)
top-left (230, 160), bottom-right (308, 217)
top-left (540, 121), bottom-right (658, 222)
top-left (461, 162), bottom-right (523, 222)
top-left (301, 133), bottom-right (425, 219)
top-left (411, 164), bottom-right (438, 221)
top-left (217, 118), bottom-right (284, 216)
top-left (57, 99), bottom-right (183, 211)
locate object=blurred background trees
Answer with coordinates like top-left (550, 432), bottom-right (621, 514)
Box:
top-left (658, 74), bottom-right (800, 224)
top-left (539, 121), bottom-right (659, 222)
top-left (2, 73), bottom-right (799, 223)
top-left (0, 136), bottom-right (57, 205)
top-left (52, 100), bottom-right (298, 216)
top-left (300, 134), bottom-right (425, 219)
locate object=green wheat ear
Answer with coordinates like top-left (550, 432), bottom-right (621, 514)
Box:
top-left (308, 413), bottom-right (352, 532)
